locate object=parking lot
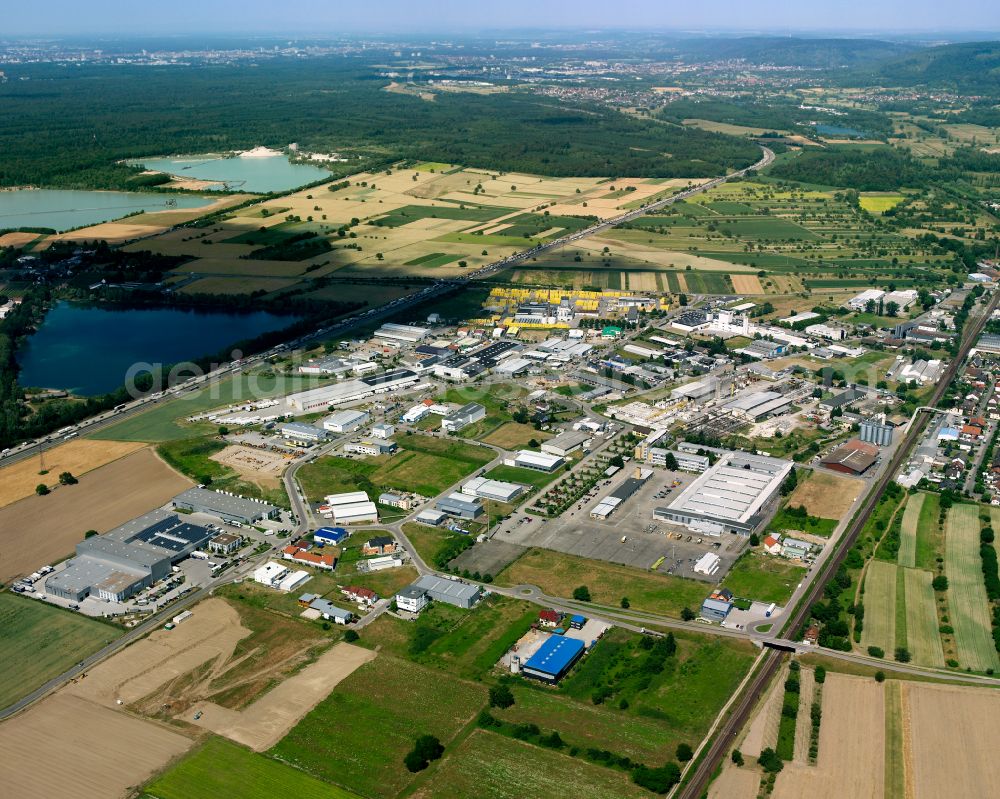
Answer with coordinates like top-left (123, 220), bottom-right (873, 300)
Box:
top-left (498, 465), bottom-right (747, 582)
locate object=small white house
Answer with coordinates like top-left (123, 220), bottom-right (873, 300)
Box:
top-left (396, 585), bottom-right (429, 613)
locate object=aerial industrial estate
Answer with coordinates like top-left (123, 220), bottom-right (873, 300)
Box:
top-left (2, 9), bottom-right (1000, 799)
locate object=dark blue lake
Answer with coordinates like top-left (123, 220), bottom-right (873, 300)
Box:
top-left (18, 302), bottom-right (298, 395)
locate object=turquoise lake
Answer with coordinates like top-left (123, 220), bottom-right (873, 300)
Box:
top-left (0, 190), bottom-right (213, 233)
top-left (131, 154), bottom-right (330, 193)
top-left (18, 302), bottom-right (298, 395)
top-left (814, 124), bottom-right (869, 138)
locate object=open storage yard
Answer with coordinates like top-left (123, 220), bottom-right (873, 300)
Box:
top-left (0, 447), bottom-right (192, 583)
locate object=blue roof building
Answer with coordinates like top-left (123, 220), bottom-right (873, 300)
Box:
top-left (315, 527), bottom-right (349, 545)
top-left (521, 636), bottom-right (585, 683)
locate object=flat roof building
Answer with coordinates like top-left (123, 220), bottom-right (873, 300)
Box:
top-left (511, 450), bottom-right (565, 472)
top-left (344, 439), bottom-right (397, 456)
top-left (172, 487), bottom-right (279, 525)
top-left (655, 451), bottom-right (792, 536)
top-left (287, 369), bottom-right (419, 412)
top-left (435, 492), bottom-right (484, 519)
top-left (724, 391), bottom-right (792, 422)
top-left (374, 322), bottom-right (431, 343)
top-left (461, 476), bottom-right (524, 503)
top-left (412, 574), bottom-right (482, 609)
top-left (441, 402), bottom-right (486, 433)
top-left (279, 422), bottom-right (330, 443)
top-left (322, 409), bottom-right (370, 433)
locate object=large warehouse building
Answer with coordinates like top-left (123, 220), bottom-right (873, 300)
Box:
top-left (287, 369), bottom-right (419, 412)
top-left (654, 451), bottom-right (792, 536)
top-left (46, 510), bottom-right (212, 602)
top-left (172, 487), bottom-right (279, 525)
top-left (820, 439), bottom-right (879, 475)
top-left (521, 636), bottom-right (585, 683)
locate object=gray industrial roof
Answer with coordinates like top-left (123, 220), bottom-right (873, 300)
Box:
top-left (667, 451), bottom-right (791, 524)
top-left (414, 574), bottom-right (481, 602)
top-left (173, 487), bottom-right (278, 518)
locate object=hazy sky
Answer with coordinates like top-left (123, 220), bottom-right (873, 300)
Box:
top-left (4, 0), bottom-right (999, 36)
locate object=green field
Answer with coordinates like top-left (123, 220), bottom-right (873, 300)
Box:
top-left (861, 560), bottom-right (898, 656)
top-left (860, 193), bottom-right (905, 214)
top-left (484, 464), bottom-right (565, 491)
top-left (884, 681), bottom-right (906, 799)
top-left (0, 592), bottom-right (121, 710)
top-left (903, 568), bottom-right (945, 667)
top-left (414, 729), bottom-right (650, 799)
top-left (721, 550), bottom-right (807, 605)
top-left (298, 435), bottom-right (493, 501)
top-left (913, 492), bottom-right (942, 571)
top-left (142, 738), bottom-right (360, 799)
top-left (271, 655), bottom-right (488, 798)
top-left (502, 628), bottom-right (754, 763)
top-left (374, 203), bottom-right (514, 228)
top-left (403, 252), bottom-right (459, 267)
top-left (91, 373), bottom-right (317, 443)
top-left (770, 507), bottom-right (838, 538)
top-left (359, 596), bottom-right (537, 681)
top-left (897, 493), bottom-right (925, 568)
top-left (498, 548), bottom-right (709, 618)
top-left (945, 504), bottom-right (999, 672)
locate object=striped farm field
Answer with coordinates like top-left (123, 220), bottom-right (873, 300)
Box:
top-left (945, 504), bottom-right (1000, 672)
top-left (914, 492), bottom-right (942, 571)
top-left (903, 568), bottom-right (945, 667)
top-left (861, 560), bottom-right (897, 655)
top-left (897, 493), bottom-right (925, 568)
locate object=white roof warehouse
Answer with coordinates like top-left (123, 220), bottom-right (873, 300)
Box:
top-left (654, 451), bottom-right (792, 536)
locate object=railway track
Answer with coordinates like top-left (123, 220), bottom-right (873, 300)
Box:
top-left (678, 288), bottom-right (1000, 798)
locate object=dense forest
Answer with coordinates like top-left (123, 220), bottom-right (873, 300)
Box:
top-left (659, 98), bottom-right (893, 138)
top-left (848, 41), bottom-right (1000, 94)
top-left (0, 59), bottom-right (759, 189)
top-left (767, 147), bottom-right (937, 191)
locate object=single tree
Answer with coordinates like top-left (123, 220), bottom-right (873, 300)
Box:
top-left (932, 575), bottom-right (949, 592)
top-left (489, 684), bottom-right (515, 709)
top-left (573, 585), bottom-right (592, 602)
top-left (731, 749), bottom-right (744, 767)
top-left (676, 742), bottom-right (694, 762)
top-left (35, 483), bottom-right (49, 496)
top-left (58, 471), bottom-right (77, 485)
top-left (681, 606), bottom-right (696, 622)
top-left (620, 596), bottom-right (631, 609)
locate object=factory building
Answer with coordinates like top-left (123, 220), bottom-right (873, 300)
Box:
top-left (521, 636), bottom-right (585, 683)
top-left (344, 439), bottom-right (397, 456)
top-left (820, 439), bottom-right (878, 475)
top-left (374, 323), bottom-right (431, 343)
top-left (723, 391), bottom-right (793, 422)
top-left (671, 375), bottom-right (724, 405)
top-left (287, 369), bottom-right (419, 412)
top-left (540, 429), bottom-right (590, 458)
top-left (655, 451), bottom-right (792, 536)
top-left (253, 561), bottom-right (310, 592)
top-left (279, 422), bottom-right (330, 444)
top-left (441, 402), bottom-right (486, 432)
top-left (510, 449), bottom-right (565, 472)
top-left (435, 491), bottom-right (484, 519)
top-left (172, 487), bottom-right (279, 525)
top-left (322, 409), bottom-right (370, 433)
top-left (46, 510), bottom-right (212, 602)
top-left (319, 491), bottom-right (379, 524)
top-left (590, 469), bottom-right (652, 519)
top-left (461, 476), bottom-right (524, 503)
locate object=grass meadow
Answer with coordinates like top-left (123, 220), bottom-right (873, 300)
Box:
top-left (945, 504), bottom-right (999, 672)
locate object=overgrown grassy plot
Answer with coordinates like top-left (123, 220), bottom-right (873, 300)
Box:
top-left (913, 492), bottom-right (942, 571)
top-left (861, 560), bottom-right (898, 656)
top-left (945, 504), bottom-right (1000, 672)
top-left (358, 596), bottom-right (537, 681)
top-left (270, 656), bottom-right (487, 799)
top-left (721, 550), bottom-right (806, 605)
top-left (903, 568), bottom-right (945, 667)
top-left (412, 729), bottom-right (651, 799)
top-left (496, 548), bottom-right (708, 618)
top-left (897, 492), bottom-right (925, 568)
top-left (143, 737), bottom-right (361, 799)
top-left (0, 592), bottom-right (121, 710)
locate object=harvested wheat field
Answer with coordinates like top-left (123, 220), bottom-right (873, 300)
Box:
top-left (708, 763), bottom-right (761, 799)
top-left (792, 667), bottom-right (815, 765)
top-left (211, 444), bottom-right (291, 487)
top-left (0, 438), bottom-right (144, 508)
top-left (0, 231), bottom-right (41, 247)
top-left (0, 692), bottom-right (192, 799)
top-left (731, 274), bottom-right (764, 294)
top-left (186, 643), bottom-right (376, 750)
top-left (69, 598), bottom-right (249, 708)
top-left (772, 673), bottom-right (884, 799)
top-left (0, 448), bottom-right (192, 583)
top-left (906, 682), bottom-right (1000, 799)
top-left (786, 469), bottom-right (862, 520)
